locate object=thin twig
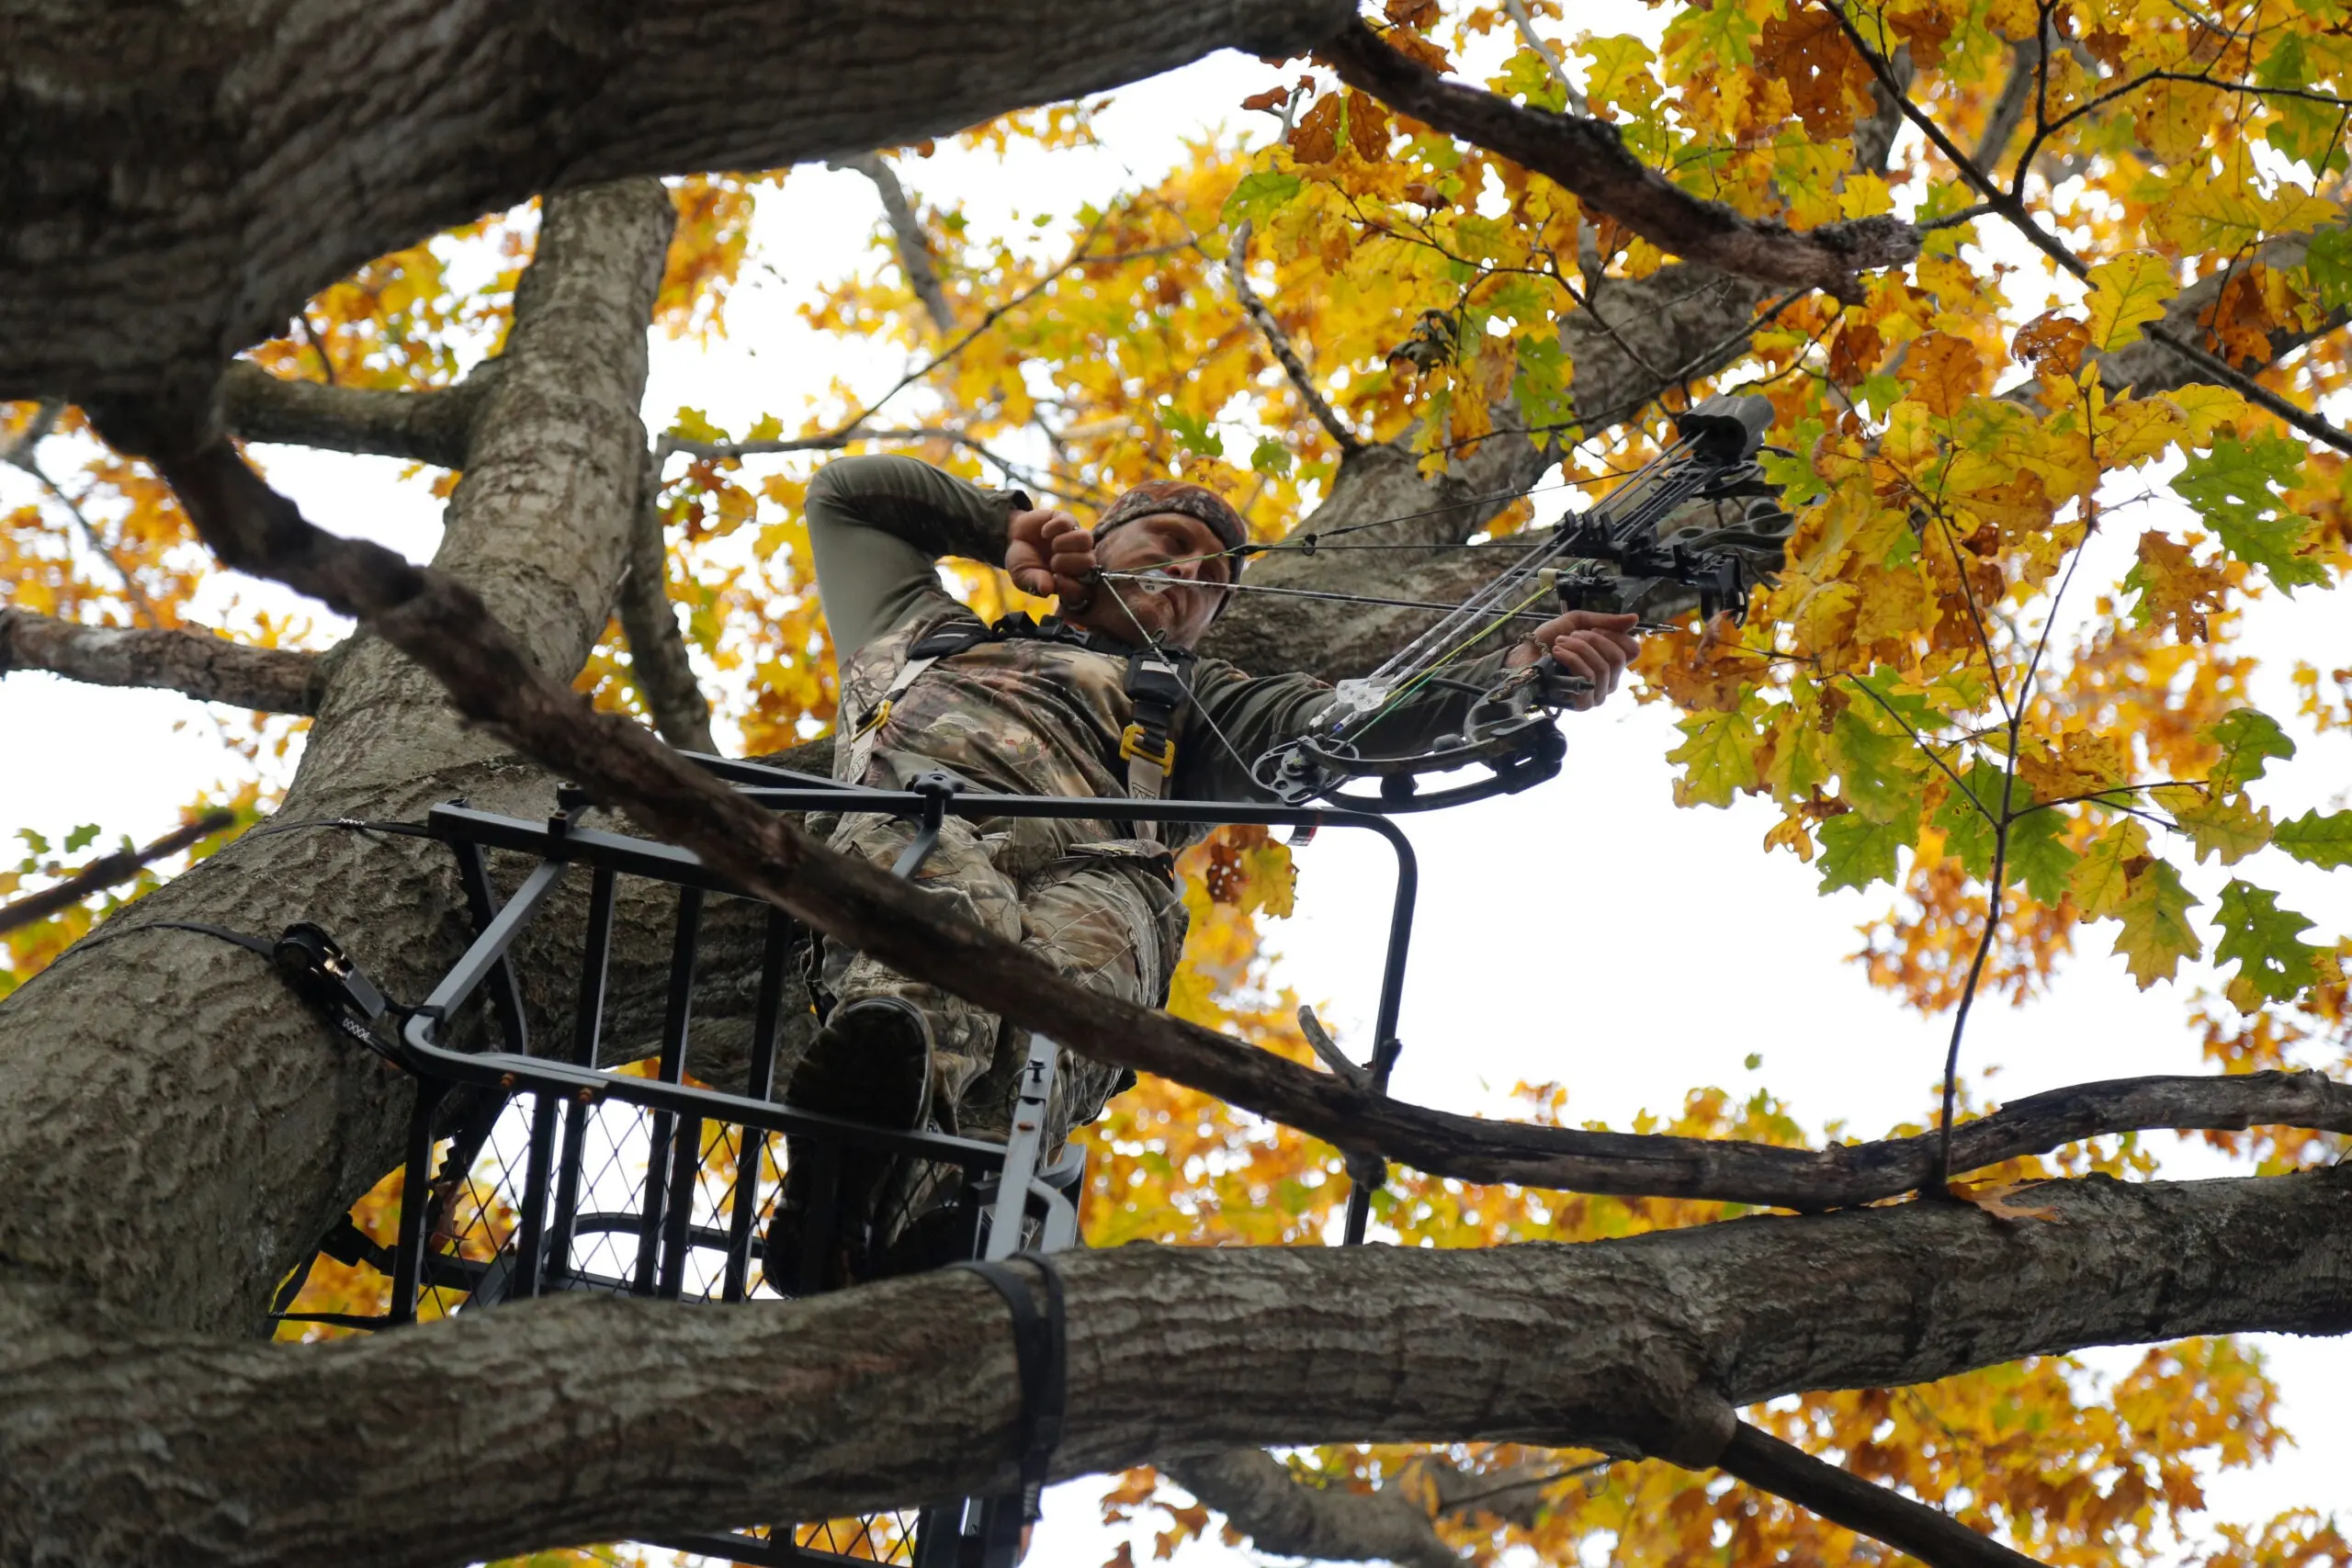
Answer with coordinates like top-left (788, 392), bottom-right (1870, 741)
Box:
top-left (1499, 0), bottom-right (1592, 115)
top-left (0, 812), bottom-right (235, 934)
top-left (1228, 221), bottom-right (1363, 454)
top-left (2143, 323), bottom-right (2352, 455)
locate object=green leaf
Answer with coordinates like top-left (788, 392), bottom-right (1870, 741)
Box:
top-left (2069, 818), bottom-right (2150, 918)
top-left (1221, 170), bottom-right (1303, 231)
top-left (2212, 878), bottom-right (2324, 1003)
top-left (1668, 708), bottom-right (1760, 807)
top-left (1818, 812), bottom-right (1910, 893)
top-left (1828, 706), bottom-right (1926, 823)
top-left (2172, 434), bottom-right (2325, 590)
top-left (1511, 333), bottom-right (1576, 432)
top-left (1929, 766), bottom-right (2001, 878)
top-left (1248, 436), bottom-right (1294, 478)
top-left (2111, 861), bottom-right (2203, 987)
top-left (1159, 405), bottom-right (1223, 458)
top-left (1489, 48), bottom-right (1569, 112)
top-left (2201, 707), bottom-right (2296, 793)
top-left (2274, 807), bottom-right (2352, 869)
top-left (2304, 227), bottom-right (2352, 311)
top-left (2005, 808), bottom-right (2080, 905)
top-left (62, 824), bottom-right (101, 854)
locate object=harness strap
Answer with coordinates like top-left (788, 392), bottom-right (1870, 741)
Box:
top-left (843, 613), bottom-right (1198, 818)
top-left (953, 1254), bottom-right (1069, 1536)
top-left (1120, 647), bottom-right (1193, 806)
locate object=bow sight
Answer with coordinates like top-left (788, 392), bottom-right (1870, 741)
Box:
top-left (1254, 393), bottom-right (1794, 814)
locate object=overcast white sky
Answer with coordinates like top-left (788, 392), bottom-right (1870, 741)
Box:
top-left (3, 30), bottom-right (2346, 1568)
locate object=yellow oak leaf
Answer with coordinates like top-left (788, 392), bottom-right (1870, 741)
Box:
top-left (2086, 255), bottom-right (2177, 350)
top-left (2173, 791), bottom-right (2273, 865)
top-left (2069, 818), bottom-right (2151, 918)
top-left (2161, 384), bottom-right (2249, 443)
top-left (2112, 860), bottom-right (2203, 987)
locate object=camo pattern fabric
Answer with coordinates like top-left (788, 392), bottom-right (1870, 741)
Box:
top-left (819, 808), bottom-right (1180, 1146)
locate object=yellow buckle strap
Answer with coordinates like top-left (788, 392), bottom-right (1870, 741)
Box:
top-left (1119, 724), bottom-right (1176, 772)
top-left (853, 698), bottom-right (893, 738)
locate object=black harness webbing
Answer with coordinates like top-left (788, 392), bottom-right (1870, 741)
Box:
top-left (953, 1254), bottom-right (1069, 1533)
top-left (894, 613), bottom-right (1198, 809)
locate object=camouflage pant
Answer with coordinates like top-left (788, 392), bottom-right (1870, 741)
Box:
top-left (818, 812), bottom-right (1186, 1150)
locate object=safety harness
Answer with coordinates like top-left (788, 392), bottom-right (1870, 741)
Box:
top-left (842, 611), bottom-right (1196, 814)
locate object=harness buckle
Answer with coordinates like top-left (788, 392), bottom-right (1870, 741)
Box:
top-left (1119, 724), bottom-right (1176, 772)
top-left (852, 698), bottom-right (893, 738)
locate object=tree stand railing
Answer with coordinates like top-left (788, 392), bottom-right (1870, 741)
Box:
top-left (268, 753), bottom-right (1419, 1566)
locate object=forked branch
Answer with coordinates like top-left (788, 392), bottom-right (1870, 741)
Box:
top-left (1318, 19), bottom-right (1917, 299)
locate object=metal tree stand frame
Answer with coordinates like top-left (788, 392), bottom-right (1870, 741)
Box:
top-left (269, 753), bottom-right (1419, 1567)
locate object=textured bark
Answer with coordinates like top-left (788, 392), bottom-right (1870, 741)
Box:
top-left (0, 606), bottom-right (324, 713)
top-left (0, 179), bottom-right (676, 1334)
top-left (217, 359), bottom-right (499, 469)
top-left (614, 461), bottom-right (718, 752)
top-left (1164, 1450), bottom-right (1461, 1568)
top-left (834, 152), bottom-right (956, 335)
top-left (2, 1168), bottom-right (2345, 1566)
top-left (2, 0), bottom-right (1354, 408)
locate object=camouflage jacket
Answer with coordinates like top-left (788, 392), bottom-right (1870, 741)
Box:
top-left (806, 455), bottom-right (1508, 863)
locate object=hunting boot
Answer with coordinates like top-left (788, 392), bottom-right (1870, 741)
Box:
top-left (763, 995), bottom-right (936, 1293)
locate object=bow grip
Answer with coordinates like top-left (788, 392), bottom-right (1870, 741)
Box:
top-left (1676, 394), bottom-right (1774, 462)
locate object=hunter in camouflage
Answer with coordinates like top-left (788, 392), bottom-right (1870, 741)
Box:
top-left (779, 454), bottom-right (1639, 1280)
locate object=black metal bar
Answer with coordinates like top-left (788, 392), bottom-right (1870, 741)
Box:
top-left (450, 840), bottom-right (552, 1055)
top-left (414, 856), bottom-right (570, 1044)
top-left (723, 908), bottom-right (794, 1302)
top-left (657, 1109), bottom-right (703, 1299)
top-left (545, 866), bottom-right (615, 1286)
top-left (512, 1089), bottom-right (561, 1300)
top-left (386, 1079), bottom-right (448, 1326)
top-left (636, 885), bottom-right (703, 1295)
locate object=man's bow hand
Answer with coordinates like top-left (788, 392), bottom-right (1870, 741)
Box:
top-left (1007, 507), bottom-right (1098, 611)
top-left (1503, 609), bottom-right (1640, 711)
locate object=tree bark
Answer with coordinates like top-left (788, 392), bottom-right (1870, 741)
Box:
top-left (2, 1167), bottom-right (2344, 1566)
top-left (2, 0), bottom-right (1355, 408)
top-left (217, 360), bottom-right (498, 470)
top-left (0, 178), bottom-right (675, 1335)
top-left (0, 606), bottom-right (324, 713)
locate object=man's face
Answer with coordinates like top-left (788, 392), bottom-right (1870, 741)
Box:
top-left (1080, 511), bottom-right (1234, 649)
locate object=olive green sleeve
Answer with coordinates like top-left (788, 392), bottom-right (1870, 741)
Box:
top-left (803, 455), bottom-right (1033, 655)
top-left (1178, 650), bottom-right (1516, 801)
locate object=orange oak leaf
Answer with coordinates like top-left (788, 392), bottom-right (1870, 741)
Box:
top-left (1950, 1179), bottom-right (2064, 1223)
top-left (2012, 310), bottom-right (2090, 378)
top-left (1898, 329), bottom-right (1987, 418)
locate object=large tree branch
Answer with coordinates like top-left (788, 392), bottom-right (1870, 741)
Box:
top-left (4, 0), bottom-right (1358, 406)
top-left (5, 1167), bottom-right (2345, 1563)
top-left (1317, 19), bottom-right (1917, 299)
top-left (0, 605), bottom-right (325, 713)
top-left (216, 360), bottom-right (501, 469)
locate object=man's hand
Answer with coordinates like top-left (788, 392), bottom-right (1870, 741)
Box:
top-left (1006, 507), bottom-right (1098, 610)
top-left (1503, 609), bottom-right (1641, 711)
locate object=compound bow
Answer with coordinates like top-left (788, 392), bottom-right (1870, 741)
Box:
top-left (1251, 394), bottom-right (1795, 813)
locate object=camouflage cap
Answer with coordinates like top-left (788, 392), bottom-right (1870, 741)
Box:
top-left (1093, 479), bottom-right (1249, 578)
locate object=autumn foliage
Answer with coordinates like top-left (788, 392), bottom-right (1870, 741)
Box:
top-left (4, 0), bottom-right (2350, 1562)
